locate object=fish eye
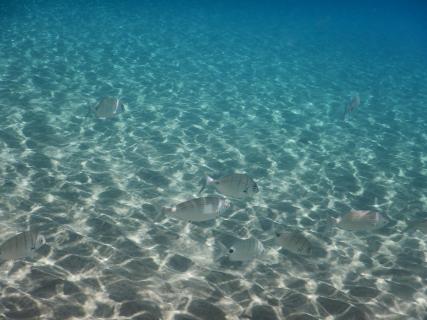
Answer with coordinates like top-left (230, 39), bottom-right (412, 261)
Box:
top-left (275, 233), bottom-right (280, 237)
top-left (229, 248), bottom-right (234, 254)
top-left (37, 236), bottom-right (46, 246)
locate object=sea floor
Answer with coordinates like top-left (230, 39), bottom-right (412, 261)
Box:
top-left (1, 3), bottom-right (427, 320)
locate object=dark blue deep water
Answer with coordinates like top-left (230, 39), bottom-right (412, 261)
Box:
top-left (1, 1), bottom-right (427, 319)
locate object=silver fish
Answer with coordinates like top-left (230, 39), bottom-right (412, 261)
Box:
top-left (275, 231), bottom-right (312, 256)
top-left (405, 220), bottom-right (427, 233)
top-left (94, 97), bottom-right (125, 118)
top-left (199, 174), bottom-right (259, 199)
top-left (228, 237), bottom-right (264, 262)
top-left (343, 92), bottom-right (360, 119)
top-left (0, 230), bottom-right (46, 260)
top-left (337, 210), bottom-right (388, 232)
top-left (163, 196), bottom-right (231, 222)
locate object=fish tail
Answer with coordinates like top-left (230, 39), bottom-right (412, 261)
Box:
top-left (55, 229), bottom-right (69, 246)
top-left (152, 204), bottom-right (168, 221)
top-left (343, 107), bottom-right (348, 120)
top-left (212, 240), bottom-right (228, 262)
top-left (198, 176), bottom-right (214, 194)
top-left (54, 224), bottom-right (83, 246)
top-left (115, 98), bottom-right (120, 111)
top-left (322, 216), bottom-right (338, 237)
top-left (161, 206), bottom-right (171, 216)
top-left (84, 103), bottom-right (93, 119)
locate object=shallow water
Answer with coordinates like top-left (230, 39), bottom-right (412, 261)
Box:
top-left (1, 1), bottom-right (427, 319)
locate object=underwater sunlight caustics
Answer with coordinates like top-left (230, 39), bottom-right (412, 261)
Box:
top-left (1, 1), bottom-right (427, 319)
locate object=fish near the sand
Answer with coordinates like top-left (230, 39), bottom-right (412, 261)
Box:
top-left (228, 237), bottom-right (264, 262)
top-left (0, 230), bottom-right (46, 261)
top-left (343, 92), bottom-right (360, 119)
top-left (199, 173), bottom-right (259, 199)
top-left (405, 219), bottom-right (427, 233)
top-left (162, 196), bottom-right (231, 222)
top-left (93, 97), bottom-right (125, 118)
top-left (337, 210), bottom-right (388, 232)
top-left (275, 231), bottom-right (312, 256)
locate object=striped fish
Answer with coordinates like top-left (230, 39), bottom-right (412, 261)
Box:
top-left (228, 237), bottom-right (264, 262)
top-left (163, 196), bottom-right (230, 222)
top-left (337, 210), bottom-right (388, 232)
top-left (275, 231), bottom-right (312, 256)
top-left (199, 173), bottom-right (259, 199)
top-left (94, 97), bottom-right (125, 118)
top-left (0, 230), bottom-right (46, 260)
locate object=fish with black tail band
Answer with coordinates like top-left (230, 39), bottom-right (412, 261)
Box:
top-left (90, 97), bottom-right (125, 118)
top-left (162, 196), bottom-right (231, 222)
top-left (0, 230), bottom-right (46, 261)
top-left (228, 237), bottom-right (264, 262)
top-left (199, 173), bottom-right (259, 199)
top-left (275, 230), bottom-right (313, 256)
top-left (337, 210), bottom-right (388, 232)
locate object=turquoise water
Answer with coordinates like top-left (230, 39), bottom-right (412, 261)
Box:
top-left (1, 1), bottom-right (427, 319)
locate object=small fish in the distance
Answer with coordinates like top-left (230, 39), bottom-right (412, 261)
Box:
top-left (162, 196), bottom-right (231, 222)
top-left (275, 230), bottom-right (313, 256)
top-left (199, 173), bottom-right (259, 199)
top-left (90, 97), bottom-right (125, 119)
top-left (343, 92), bottom-right (360, 120)
top-left (404, 219), bottom-right (427, 233)
top-left (337, 210), bottom-right (388, 232)
top-left (228, 237), bottom-right (264, 262)
top-left (0, 230), bottom-right (46, 261)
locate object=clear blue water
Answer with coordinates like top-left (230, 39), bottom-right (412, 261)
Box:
top-left (1, 1), bottom-right (427, 319)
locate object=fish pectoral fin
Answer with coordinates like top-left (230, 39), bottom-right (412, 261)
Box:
top-left (198, 179), bottom-right (207, 194)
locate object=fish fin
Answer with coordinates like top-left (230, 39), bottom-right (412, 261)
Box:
top-left (321, 215), bottom-right (338, 237)
top-left (27, 248), bottom-right (37, 259)
top-left (152, 203), bottom-right (169, 221)
top-left (372, 197), bottom-right (388, 210)
top-left (54, 229), bottom-right (69, 246)
top-left (113, 98), bottom-right (126, 115)
top-left (210, 239), bottom-right (228, 262)
top-left (198, 176), bottom-right (214, 194)
top-left (85, 102), bottom-right (94, 118)
top-left (161, 206), bottom-right (172, 216)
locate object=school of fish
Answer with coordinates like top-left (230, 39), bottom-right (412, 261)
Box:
top-left (1, 96), bottom-right (425, 266)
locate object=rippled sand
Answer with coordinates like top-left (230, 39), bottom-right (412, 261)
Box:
top-left (1, 2), bottom-right (427, 320)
